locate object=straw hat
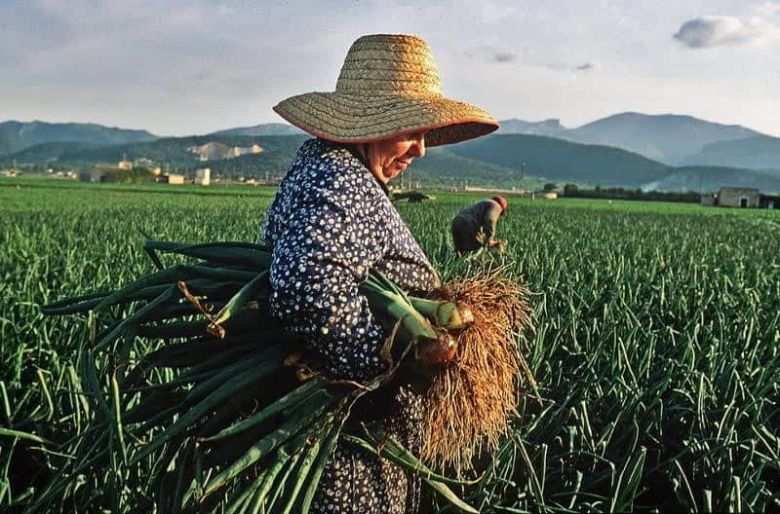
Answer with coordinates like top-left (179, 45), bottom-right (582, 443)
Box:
top-left (273, 34), bottom-right (499, 147)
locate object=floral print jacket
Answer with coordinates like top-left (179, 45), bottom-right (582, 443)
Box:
top-left (260, 138), bottom-right (439, 382)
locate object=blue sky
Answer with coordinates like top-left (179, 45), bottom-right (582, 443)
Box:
top-left (2, 0), bottom-right (779, 136)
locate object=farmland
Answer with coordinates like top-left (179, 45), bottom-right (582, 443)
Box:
top-left (1, 178), bottom-right (778, 512)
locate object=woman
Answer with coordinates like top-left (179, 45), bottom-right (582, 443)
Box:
top-left (261, 34), bottom-right (498, 514)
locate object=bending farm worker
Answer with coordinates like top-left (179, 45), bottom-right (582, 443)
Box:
top-left (451, 195), bottom-right (508, 255)
top-left (262, 34), bottom-right (498, 514)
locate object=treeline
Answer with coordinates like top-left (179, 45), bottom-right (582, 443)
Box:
top-left (561, 184), bottom-right (699, 203)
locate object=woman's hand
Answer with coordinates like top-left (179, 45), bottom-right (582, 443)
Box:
top-left (488, 239), bottom-right (507, 253)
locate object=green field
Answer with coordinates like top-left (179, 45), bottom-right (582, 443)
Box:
top-left (1, 178), bottom-right (779, 512)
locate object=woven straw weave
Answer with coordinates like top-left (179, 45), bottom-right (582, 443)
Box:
top-left (274, 34), bottom-right (498, 147)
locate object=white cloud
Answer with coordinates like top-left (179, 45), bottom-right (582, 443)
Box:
top-left (673, 14), bottom-right (780, 48)
top-left (750, 1), bottom-right (780, 17)
top-left (2, 1), bottom-right (780, 136)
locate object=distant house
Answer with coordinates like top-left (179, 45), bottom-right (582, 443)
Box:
top-left (155, 173), bottom-right (186, 184)
top-left (530, 191), bottom-right (558, 200)
top-left (194, 168), bottom-right (211, 186)
top-left (117, 160), bottom-right (133, 171)
top-left (760, 194), bottom-right (779, 209)
top-left (701, 187), bottom-right (778, 209)
top-left (700, 193), bottom-right (717, 206)
top-left (79, 171), bottom-right (108, 182)
top-left (718, 187), bottom-right (760, 208)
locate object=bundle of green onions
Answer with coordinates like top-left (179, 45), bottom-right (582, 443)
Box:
top-left (31, 240), bottom-right (484, 514)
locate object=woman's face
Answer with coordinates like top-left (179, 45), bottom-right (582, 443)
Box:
top-left (366, 131), bottom-right (427, 184)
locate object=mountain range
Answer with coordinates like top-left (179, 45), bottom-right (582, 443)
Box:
top-left (497, 112), bottom-right (767, 166)
top-left (209, 123), bottom-right (304, 137)
top-left (679, 135), bottom-right (780, 170)
top-left (2, 115), bottom-right (779, 192)
top-left (0, 120), bottom-right (157, 155)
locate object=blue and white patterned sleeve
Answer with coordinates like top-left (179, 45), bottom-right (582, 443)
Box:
top-left (267, 186), bottom-right (389, 382)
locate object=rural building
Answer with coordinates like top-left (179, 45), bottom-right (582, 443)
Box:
top-left (164, 174), bottom-right (186, 185)
top-left (530, 191), bottom-right (558, 200)
top-left (760, 194), bottom-right (779, 209)
top-left (700, 187), bottom-right (778, 209)
top-left (156, 173), bottom-right (186, 184)
top-left (117, 160), bottom-right (133, 171)
top-left (79, 171), bottom-right (108, 182)
top-left (700, 193), bottom-right (717, 206)
top-left (194, 168), bottom-right (211, 186)
top-left (718, 187), bottom-right (760, 208)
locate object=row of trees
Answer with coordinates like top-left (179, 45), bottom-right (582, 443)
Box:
top-left (550, 183), bottom-right (699, 203)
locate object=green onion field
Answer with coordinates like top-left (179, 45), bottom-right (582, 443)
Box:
top-left (1, 177), bottom-right (778, 512)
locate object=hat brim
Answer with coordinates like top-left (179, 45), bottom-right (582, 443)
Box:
top-left (273, 92), bottom-right (498, 147)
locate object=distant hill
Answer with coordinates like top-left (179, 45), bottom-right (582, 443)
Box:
top-left (0, 127), bottom-right (24, 155)
top-left (450, 132), bottom-right (777, 191)
top-left (449, 133), bottom-right (672, 187)
top-left (405, 147), bottom-right (543, 188)
top-left (6, 113), bottom-right (775, 177)
top-left (210, 123), bottom-right (304, 137)
top-left (642, 166), bottom-right (780, 194)
top-left (566, 112), bottom-right (762, 165)
top-left (0, 120), bottom-right (158, 156)
top-left (680, 135), bottom-right (780, 171)
top-left (6, 135), bottom-right (309, 171)
top-left (2, 134), bottom-right (537, 187)
top-left (4, 141), bottom-right (104, 163)
top-left (9, 131), bottom-right (769, 191)
top-left (496, 118), bottom-right (567, 137)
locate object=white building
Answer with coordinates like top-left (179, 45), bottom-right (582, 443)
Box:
top-left (195, 168), bottom-right (211, 186)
